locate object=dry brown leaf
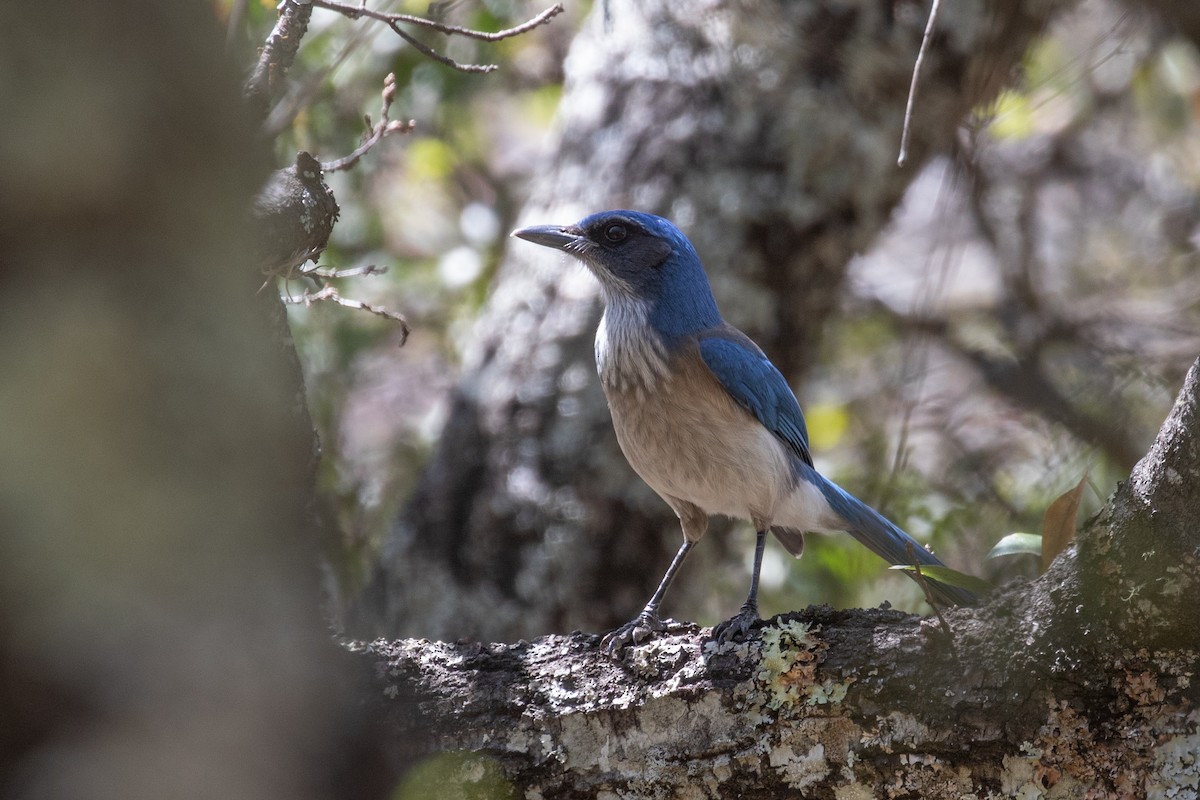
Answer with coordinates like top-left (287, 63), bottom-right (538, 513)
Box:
top-left (1041, 471), bottom-right (1089, 573)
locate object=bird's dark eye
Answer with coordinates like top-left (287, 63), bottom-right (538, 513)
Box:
top-left (604, 224), bottom-right (626, 243)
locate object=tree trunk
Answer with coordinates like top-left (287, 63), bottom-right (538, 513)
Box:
top-left (0, 4), bottom-right (385, 797)
top-left (359, 357), bottom-right (1200, 797)
top-left (354, 0), bottom-right (1069, 642)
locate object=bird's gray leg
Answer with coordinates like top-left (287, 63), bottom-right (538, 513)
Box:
top-left (601, 539), bottom-right (694, 655)
top-left (714, 526), bottom-right (768, 643)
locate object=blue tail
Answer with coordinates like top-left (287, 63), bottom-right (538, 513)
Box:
top-left (814, 473), bottom-right (979, 607)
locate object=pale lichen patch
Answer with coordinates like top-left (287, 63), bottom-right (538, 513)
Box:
top-left (768, 742), bottom-right (829, 790)
top-left (834, 782), bottom-right (876, 800)
top-left (755, 619), bottom-right (857, 710)
top-left (1149, 727), bottom-right (1200, 799)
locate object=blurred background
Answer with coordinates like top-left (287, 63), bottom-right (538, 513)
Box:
top-left (3, 1), bottom-right (1199, 797)
top-left (229, 0), bottom-right (1200, 640)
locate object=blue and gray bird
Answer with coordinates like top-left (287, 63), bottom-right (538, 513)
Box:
top-left (513, 210), bottom-right (977, 652)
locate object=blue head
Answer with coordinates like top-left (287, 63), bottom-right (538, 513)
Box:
top-left (512, 210), bottom-right (722, 339)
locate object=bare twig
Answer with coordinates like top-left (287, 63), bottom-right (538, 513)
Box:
top-left (322, 73), bottom-right (415, 172)
top-left (905, 543), bottom-right (956, 648)
top-left (301, 263), bottom-right (388, 279)
top-left (309, 0), bottom-right (564, 73)
top-left (398, 2), bottom-right (563, 41)
top-left (314, 0), bottom-right (563, 41)
top-left (394, 23), bottom-right (497, 73)
top-left (283, 283), bottom-right (411, 345)
top-left (898, 0), bottom-right (943, 167)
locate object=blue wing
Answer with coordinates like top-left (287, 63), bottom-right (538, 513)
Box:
top-left (697, 328), bottom-right (813, 467)
top-left (698, 328), bottom-right (979, 607)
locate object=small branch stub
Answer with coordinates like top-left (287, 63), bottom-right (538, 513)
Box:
top-left (283, 283), bottom-right (411, 345)
top-left (323, 73), bottom-right (415, 173)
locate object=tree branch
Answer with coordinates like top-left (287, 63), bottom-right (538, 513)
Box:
top-left (244, 0), bottom-right (313, 120)
top-left (347, 359), bottom-right (1200, 795)
top-left (309, 0), bottom-right (565, 74)
top-left (311, 0), bottom-right (564, 42)
top-left (283, 284), bottom-right (410, 344)
top-left (321, 73), bottom-right (415, 173)
top-left (357, 595), bottom-right (1197, 795)
top-left (1128, 357), bottom-right (1200, 518)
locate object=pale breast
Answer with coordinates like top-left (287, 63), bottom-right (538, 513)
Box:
top-left (600, 340), bottom-right (797, 524)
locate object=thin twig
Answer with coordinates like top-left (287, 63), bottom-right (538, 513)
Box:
top-left (387, 22), bottom-right (497, 73)
top-left (301, 263), bottom-right (388, 279)
top-left (394, 2), bottom-right (563, 41)
top-left (309, 0), bottom-right (564, 73)
top-left (283, 284), bottom-right (411, 344)
top-left (898, 0), bottom-right (943, 167)
top-left (905, 542), bottom-right (955, 648)
top-left (313, 0), bottom-right (563, 41)
top-left (322, 73), bottom-right (415, 172)
top-left (403, 2), bottom-right (563, 41)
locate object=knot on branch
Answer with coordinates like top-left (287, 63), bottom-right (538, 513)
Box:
top-left (253, 150), bottom-right (339, 278)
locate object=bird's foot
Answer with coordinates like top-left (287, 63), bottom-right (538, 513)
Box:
top-left (600, 610), bottom-right (665, 656)
top-left (713, 602), bottom-right (760, 644)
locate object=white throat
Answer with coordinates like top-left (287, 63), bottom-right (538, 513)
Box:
top-left (594, 297), bottom-right (670, 397)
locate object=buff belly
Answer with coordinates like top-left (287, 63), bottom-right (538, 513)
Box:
top-left (601, 346), bottom-right (796, 526)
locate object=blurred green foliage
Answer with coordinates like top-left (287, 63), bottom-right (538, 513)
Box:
top-left (393, 751), bottom-right (517, 800)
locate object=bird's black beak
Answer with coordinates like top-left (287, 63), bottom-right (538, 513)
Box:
top-left (510, 224), bottom-right (584, 251)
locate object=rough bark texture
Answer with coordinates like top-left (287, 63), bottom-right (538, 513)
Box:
top-left (245, 0), bottom-right (314, 120)
top-left (1083, 356), bottom-right (1200, 652)
top-left (357, 359), bottom-right (1200, 797)
top-left (355, 0), bottom-right (1069, 642)
top-left (246, 3), bottom-right (341, 284)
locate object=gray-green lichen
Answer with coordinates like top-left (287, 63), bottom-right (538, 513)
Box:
top-left (753, 619), bottom-right (855, 711)
top-left (1148, 723), bottom-right (1200, 799)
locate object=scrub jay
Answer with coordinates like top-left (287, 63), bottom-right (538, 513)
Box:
top-left (513, 210), bottom-right (977, 653)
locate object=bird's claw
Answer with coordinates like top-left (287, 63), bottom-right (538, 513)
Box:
top-left (713, 603), bottom-right (760, 644)
top-left (600, 611), bottom-right (665, 655)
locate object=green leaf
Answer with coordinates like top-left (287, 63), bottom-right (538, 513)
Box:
top-left (986, 532), bottom-right (1043, 560)
top-left (888, 564), bottom-right (993, 596)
